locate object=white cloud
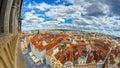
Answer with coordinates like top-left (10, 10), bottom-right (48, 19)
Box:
top-left (31, 10), bottom-right (35, 13)
top-left (27, 2), bottom-right (51, 11)
top-left (22, 1), bottom-right (120, 37)
top-left (27, 3), bottom-right (33, 9)
top-left (57, 18), bottom-right (65, 22)
top-left (55, 0), bottom-right (60, 3)
top-left (45, 5), bottom-right (85, 19)
top-left (66, 0), bottom-right (92, 7)
top-left (24, 11), bottom-right (44, 23)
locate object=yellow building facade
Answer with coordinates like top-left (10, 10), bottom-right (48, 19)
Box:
top-left (50, 56), bottom-right (62, 68)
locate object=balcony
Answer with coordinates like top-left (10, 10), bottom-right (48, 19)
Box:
top-left (0, 33), bottom-right (26, 68)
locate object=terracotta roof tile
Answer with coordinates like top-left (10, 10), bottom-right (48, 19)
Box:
top-left (55, 51), bottom-right (61, 60)
top-left (45, 39), bottom-right (58, 50)
top-left (38, 45), bottom-right (45, 51)
top-left (64, 47), bottom-right (71, 54)
top-left (46, 50), bottom-right (53, 56)
top-left (68, 51), bottom-right (72, 62)
top-left (74, 54), bottom-right (79, 61)
top-left (59, 55), bottom-right (66, 64)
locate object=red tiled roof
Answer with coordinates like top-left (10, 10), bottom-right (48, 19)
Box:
top-left (46, 50), bottom-right (53, 56)
top-left (64, 42), bottom-right (71, 44)
top-left (55, 51), bottom-right (61, 60)
top-left (62, 33), bottom-right (69, 37)
top-left (71, 44), bottom-right (77, 49)
top-left (73, 49), bottom-right (78, 54)
top-left (30, 37), bottom-right (36, 43)
top-left (91, 44), bottom-right (99, 50)
top-left (104, 43), bottom-right (111, 47)
top-left (64, 47), bottom-right (71, 54)
top-left (59, 55), bottom-right (66, 64)
top-left (68, 51), bottom-right (72, 62)
top-left (74, 54), bottom-right (79, 61)
top-left (94, 38), bottom-right (104, 43)
top-left (38, 45), bottom-right (45, 51)
top-left (78, 46), bottom-right (85, 52)
top-left (91, 44), bottom-right (109, 55)
top-left (76, 40), bottom-right (84, 42)
top-left (45, 39), bottom-right (58, 50)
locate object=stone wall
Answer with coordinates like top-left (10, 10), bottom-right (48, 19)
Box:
top-left (0, 0), bottom-right (22, 34)
top-left (0, 34), bottom-right (18, 68)
top-left (0, 0), bottom-right (23, 68)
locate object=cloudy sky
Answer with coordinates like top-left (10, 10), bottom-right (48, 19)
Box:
top-left (22, 0), bottom-right (120, 37)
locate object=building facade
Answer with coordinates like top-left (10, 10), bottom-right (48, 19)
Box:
top-left (30, 42), bottom-right (46, 64)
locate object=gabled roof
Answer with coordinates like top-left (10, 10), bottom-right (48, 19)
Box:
top-left (64, 47), bottom-right (71, 54)
top-left (46, 50), bottom-right (53, 56)
top-left (59, 55), bottom-right (66, 64)
top-left (74, 54), bottom-right (79, 61)
top-left (45, 39), bottom-right (58, 50)
top-left (55, 51), bottom-right (61, 60)
top-left (68, 51), bottom-right (73, 62)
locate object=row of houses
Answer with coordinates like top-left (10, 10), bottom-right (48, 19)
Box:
top-left (29, 30), bottom-right (119, 68)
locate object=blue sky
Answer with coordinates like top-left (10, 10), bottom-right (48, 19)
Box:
top-left (22, 0), bottom-right (120, 37)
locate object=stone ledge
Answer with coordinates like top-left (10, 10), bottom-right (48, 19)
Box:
top-left (15, 33), bottom-right (26, 68)
top-left (0, 33), bottom-right (18, 68)
top-left (0, 34), bottom-right (13, 46)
